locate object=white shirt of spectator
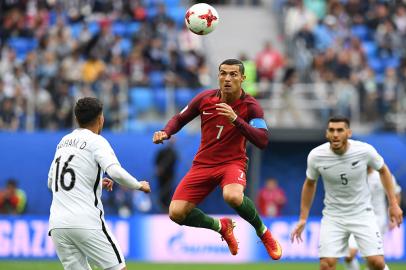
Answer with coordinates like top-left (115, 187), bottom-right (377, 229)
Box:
top-left (368, 169), bottom-right (402, 223)
top-left (48, 128), bottom-right (120, 230)
top-left (306, 139), bottom-right (384, 217)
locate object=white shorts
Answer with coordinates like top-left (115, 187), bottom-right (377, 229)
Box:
top-left (348, 214), bottom-right (387, 250)
top-left (50, 228), bottom-right (126, 270)
top-left (319, 211), bottom-right (383, 258)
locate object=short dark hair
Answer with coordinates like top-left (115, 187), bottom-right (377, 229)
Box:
top-left (74, 97), bottom-right (103, 127)
top-left (328, 115), bottom-right (350, 127)
top-left (219, 59), bottom-right (245, 75)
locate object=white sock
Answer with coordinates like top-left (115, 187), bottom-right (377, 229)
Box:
top-left (343, 258), bottom-right (360, 270)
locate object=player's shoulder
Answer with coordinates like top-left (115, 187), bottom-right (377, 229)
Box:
top-left (242, 91), bottom-right (260, 105)
top-left (197, 89), bottom-right (219, 99)
top-left (349, 139), bottom-right (375, 152)
top-left (309, 142), bottom-right (330, 156)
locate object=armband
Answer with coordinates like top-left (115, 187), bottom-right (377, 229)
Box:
top-left (249, 118), bottom-right (268, 129)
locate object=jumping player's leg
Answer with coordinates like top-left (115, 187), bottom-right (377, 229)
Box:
top-left (170, 165), bottom-right (239, 255)
top-left (169, 200), bottom-right (220, 231)
top-left (220, 164), bottom-right (282, 259)
top-left (222, 183), bottom-right (267, 236)
top-left (170, 165), bottom-right (221, 231)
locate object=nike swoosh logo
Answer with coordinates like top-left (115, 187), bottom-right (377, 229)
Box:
top-left (323, 165), bottom-right (334, 170)
top-left (352, 161), bottom-right (359, 166)
top-left (202, 111), bottom-right (213, 115)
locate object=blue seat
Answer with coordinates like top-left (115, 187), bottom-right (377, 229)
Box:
top-left (129, 87), bottom-right (154, 117)
top-left (153, 88), bottom-right (168, 113)
top-left (175, 88), bottom-right (194, 109)
top-left (8, 38), bottom-right (28, 53)
top-left (70, 23), bottom-right (83, 39)
top-left (149, 71), bottom-right (165, 88)
top-left (87, 21), bottom-right (100, 35)
top-left (120, 38), bottom-right (132, 55)
top-left (368, 57), bottom-right (384, 74)
top-left (165, 0), bottom-right (181, 6)
top-left (384, 57), bottom-right (400, 69)
top-left (112, 21), bottom-right (126, 36)
top-left (362, 41), bottom-right (378, 58)
top-left (146, 7), bottom-right (158, 18)
top-left (351, 25), bottom-right (370, 41)
top-left (167, 7), bottom-right (186, 25)
top-left (126, 22), bottom-right (140, 37)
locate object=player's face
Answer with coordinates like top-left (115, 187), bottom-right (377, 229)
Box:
top-left (218, 64), bottom-right (245, 96)
top-left (326, 121), bottom-right (352, 153)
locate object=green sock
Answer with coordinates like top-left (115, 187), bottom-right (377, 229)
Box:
top-left (233, 196), bottom-right (267, 237)
top-left (180, 208), bottom-right (220, 232)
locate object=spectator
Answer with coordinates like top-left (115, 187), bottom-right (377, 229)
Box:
top-left (240, 52), bottom-right (258, 96)
top-left (0, 98), bottom-right (19, 130)
top-left (0, 178), bottom-right (27, 214)
top-left (154, 137), bottom-right (178, 212)
top-left (275, 67), bottom-right (303, 125)
top-left (255, 41), bottom-right (285, 83)
top-left (256, 178), bottom-right (287, 217)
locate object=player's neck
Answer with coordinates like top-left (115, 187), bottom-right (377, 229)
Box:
top-left (79, 125), bottom-right (99, 134)
top-left (331, 141), bottom-right (349, 155)
top-left (220, 89), bottom-right (242, 104)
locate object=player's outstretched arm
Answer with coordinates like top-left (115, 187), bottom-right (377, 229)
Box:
top-left (106, 164), bottom-right (150, 192)
top-left (291, 178), bottom-right (317, 243)
top-left (378, 164), bottom-right (403, 226)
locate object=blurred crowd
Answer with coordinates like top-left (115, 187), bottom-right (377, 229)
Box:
top-left (0, 0), bottom-right (208, 131)
top-left (269, 0), bottom-right (406, 130)
top-left (1, 0), bottom-right (406, 132)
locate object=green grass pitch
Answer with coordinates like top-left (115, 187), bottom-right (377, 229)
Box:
top-left (0, 262), bottom-right (405, 270)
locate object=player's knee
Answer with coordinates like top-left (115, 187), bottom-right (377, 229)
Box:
top-left (169, 208), bottom-right (186, 224)
top-left (223, 192), bottom-right (243, 207)
top-left (367, 258), bottom-right (385, 270)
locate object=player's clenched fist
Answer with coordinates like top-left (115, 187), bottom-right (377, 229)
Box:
top-left (153, 131), bottom-right (168, 144)
top-left (139, 181), bottom-right (151, 193)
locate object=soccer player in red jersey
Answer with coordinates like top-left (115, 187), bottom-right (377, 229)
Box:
top-left (152, 59), bottom-right (282, 259)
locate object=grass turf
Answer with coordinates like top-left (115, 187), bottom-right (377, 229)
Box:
top-left (0, 262), bottom-right (405, 270)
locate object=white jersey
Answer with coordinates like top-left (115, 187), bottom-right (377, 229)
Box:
top-left (368, 170), bottom-right (402, 222)
top-left (306, 139), bottom-right (384, 217)
top-left (48, 128), bottom-right (120, 230)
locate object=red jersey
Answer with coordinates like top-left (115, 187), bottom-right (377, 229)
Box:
top-left (163, 89), bottom-right (269, 167)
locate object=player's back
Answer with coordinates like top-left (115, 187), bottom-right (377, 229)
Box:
top-left (49, 128), bottom-right (110, 230)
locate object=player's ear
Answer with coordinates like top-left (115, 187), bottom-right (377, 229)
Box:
top-left (348, 128), bottom-right (352, 138)
top-left (241, 74), bottom-right (246, 82)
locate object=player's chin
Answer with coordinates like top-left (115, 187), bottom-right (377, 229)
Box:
top-left (221, 86), bottom-right (233, 93)
top-left (331, 142), bottom-right (342, 149)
